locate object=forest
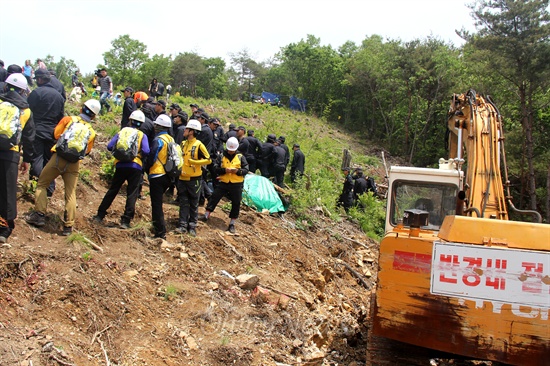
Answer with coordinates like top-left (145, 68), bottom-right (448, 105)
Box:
top-left (41, 0), bottom-right (550, 222)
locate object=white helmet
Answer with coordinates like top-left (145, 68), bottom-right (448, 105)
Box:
top-left (84, 99), bottom-right (101, 115)
top-left (185, 119), bottom-right (202, 131)
top-left (226, 137), bottom-right (239, 151)
top-left (154, 114), bottom-right (172, 127)
top-left (5, 73), bottom-right (28, 90)
top-left (129, 110), bottom-right (145, 123)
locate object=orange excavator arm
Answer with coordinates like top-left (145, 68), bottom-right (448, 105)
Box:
top-left (447, 90), bottom-right (508, 220)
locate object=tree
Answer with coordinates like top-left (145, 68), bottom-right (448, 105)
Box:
top-left (459, 0), bottom-right (550, 211)
top-left (139, 54), bottom-right (173, 93)
top-left (103, 35), bottom-right (149, 87)
top-left (229, 49), bottom-right (266, 99)
top-left (171, 52), bottom-right (206, 97)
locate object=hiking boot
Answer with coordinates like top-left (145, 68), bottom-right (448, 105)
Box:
top-left (92, 215), bottom-right (104, 223)
top-left (199, 214), bottom-right (209, 222)
top-left (0, 235), bottom-right (6, 244)
top-left (175, 225), bottom-right (187, 234)
top-left (26, 211), bottom-right (46, 227)
top-left (120, 221), bottom-right (131, 229)
top-left (188, 228), bottom-right (196, 237)
top-left (61, 226), bottom-right (73, 236)
top-left (227, 224), bottom-right (235, 234)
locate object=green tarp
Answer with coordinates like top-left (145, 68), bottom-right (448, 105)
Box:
top-left (242, 174), bottom-right (286, 213)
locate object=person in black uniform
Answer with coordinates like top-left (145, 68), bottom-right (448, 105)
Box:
top-left (120, 87), bottom-right (136, 129)
top-left (246, 130), bottom-right (262, 173)
top-left (278, 136), bottom-right (290, 172)
top-left (258, 133), bottom-right (276, 178)
top-left (337, 167), bottom-right (354, 213)
top-left (352, 168), bottom-right (368, 208)
top-left (271, 139), bottom-right (287, 187)
top-left (290, 143), bottom-right (305, 183)
top-left (27, 68), bottom-right (65, 197)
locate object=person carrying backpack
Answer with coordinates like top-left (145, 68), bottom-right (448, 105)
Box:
top-left (93, 110), bottom-right (150, 228)
top-left (0, 74), bottom-right (35, 243)
top-left (200, 137), bottom-right (249, 234)
top-left (175, 119), bottom-right (211, 236)
top-left (143, 114), bottom-right (179, 239)
top-left (26, 99), bottom-right (99, 236)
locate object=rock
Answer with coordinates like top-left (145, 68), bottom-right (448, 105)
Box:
top-left (292, 339), bottom-right (303, 348)
top-left (236, 274), bottom-right (259, 290)
top-left (186, 336), bottom-right (199, 350)
top-left (160, 241), bottom-right (173, 250)
top-left (123, 270), bottom-right (139, 279)
top-left (311, 274), bottom-right (326, 292)
top-left (180, 252), bottom-right (189, 259)
top-left (207, 282), bottom-right (219, 290)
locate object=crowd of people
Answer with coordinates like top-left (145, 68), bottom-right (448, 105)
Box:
top-left (337, 167), bottom-right (378, 212)
top-left (0, 63), bottom-right (310, 242)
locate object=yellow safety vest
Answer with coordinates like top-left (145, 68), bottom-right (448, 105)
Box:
top-left (218, 153), bottom-right (244, 184)
top-left (180, 137), bottom-right (211, 180)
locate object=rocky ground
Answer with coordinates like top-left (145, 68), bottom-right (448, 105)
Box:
top-left (0, 140), bottom-right (380, 365)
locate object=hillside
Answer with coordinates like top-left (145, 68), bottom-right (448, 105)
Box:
top-left (0, 100), bottom-right (486, 366)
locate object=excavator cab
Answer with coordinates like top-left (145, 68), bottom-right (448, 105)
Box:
top-left (385, 165), bottom-right (462, 233)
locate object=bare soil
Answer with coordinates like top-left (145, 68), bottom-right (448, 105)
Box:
top-left (1, 136), bottom-right (380, 366)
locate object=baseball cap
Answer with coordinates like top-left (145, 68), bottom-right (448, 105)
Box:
top-left (237, 126), bottom-right (246, 131)
top-left (121, 87), bottom-right (134, 93)
top-left (155, 100), bottom-right (167, 108)
top-left (190, 103), bottom-right (199, 108)
top-left (34, 68), bottom-right (50, 79)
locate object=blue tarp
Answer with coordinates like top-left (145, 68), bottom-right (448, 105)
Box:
top-left (242, 174), bottom-right (286, 213)
top-left (289, 96), bottom-right (307, 112)
top-left (261, 91), bottom-right (280, 104)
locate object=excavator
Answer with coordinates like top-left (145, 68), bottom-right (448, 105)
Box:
top-left (369, 90), bottom-right (549, 365)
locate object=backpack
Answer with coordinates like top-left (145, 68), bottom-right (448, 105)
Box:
top-left (367, 177), bottom-right (378, 195)
top-left (56, 117), bottom-right (92, 163)
top-left (159, 135), bottom-right (183, 179)
top-left (0, 101), bottom-right (22, 151)
top-left (113, 127), bottom-right (139, 162)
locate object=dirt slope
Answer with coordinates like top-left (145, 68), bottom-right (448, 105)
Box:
top-left (0, 128), bottom-right (380, 365)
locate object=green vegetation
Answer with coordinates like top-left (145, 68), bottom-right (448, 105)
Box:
top-left (78, 169), bottom-right (92, 185)
top-left (163, 284), bottom-right (179, 301)
top-left (100, 153), bottom-right (116, 182)
top-left (81, 251), bottom-right (92, 261)
top-left (45, 1), bottom-right (549, 221)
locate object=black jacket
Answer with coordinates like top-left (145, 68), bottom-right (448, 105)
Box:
top-left (221, 129), bottom-right (237, 143)
top-left (280, 143), bottom-right (290, 167)
top-left (27, 83), bottom-right (65, 140)
top-left (48, 76), bottom-right (66, 101)
top-left (121, 97), bottom-right (137, 129)
top-left (0, 90), bottom-right (35, 163)
top-left (238, 136), bottom-right (250, 156)
top-left (259, 141), bottom-right (275, 162)
top-left (139, 117), bottom-right (156, 152)
top-left (272, 145), bottom-right (286, 169)
top-left (353, 176), bottom-right (368, 199)
top-left (246, 136), bottom-right (262, 159)
top-left (290, 148), bottom-right (305, 175)
top-left (174, 124), bottom-right (186, 145)
top-left (198, 123), bottom-right (213, 153)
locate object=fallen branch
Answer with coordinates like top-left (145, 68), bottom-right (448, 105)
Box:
top-left (97, 337), bottom-right (111, 366)
top-left (342, 235), bottom-right (369, 250)
top-left (263, 284), bottom-right (299, 300)
top-left (90, 323), bottom-right (113, 346)
top-left (216, 232), bottom-right (244, 260)
top-left (48, 354), bottom-right (75, 366)
top-left (82, 236), bottom-right (103, 252)
top-left (336, 259), bottom-right (370, 290)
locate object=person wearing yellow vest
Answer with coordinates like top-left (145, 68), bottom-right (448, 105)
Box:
top-left (143, 114), bottom-right (174, 239)
top-left (175, 119), bottom-right (211, 236)
top-left (0, 74), bottom-right (35, 243)
top-left (200, 137), bottom-right (249, 234)
top-left (26, 99), bottom-right (98, 236)
top-left (93, 110), bottom-right (150, 228)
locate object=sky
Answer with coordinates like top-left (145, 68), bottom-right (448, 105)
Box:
top-left (0, 0), bottom-right (477, 75)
